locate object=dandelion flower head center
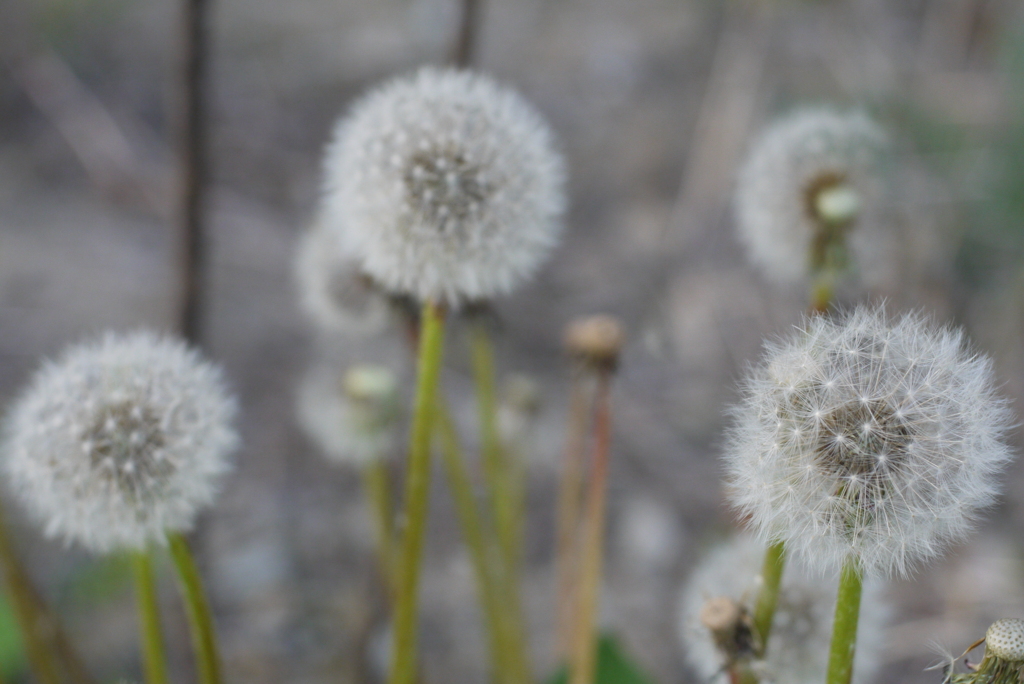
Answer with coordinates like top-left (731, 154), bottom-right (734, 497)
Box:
top-left (404, 147), bottom-right (493, 239)
top-left (83, 400), bottom-right (175, 506)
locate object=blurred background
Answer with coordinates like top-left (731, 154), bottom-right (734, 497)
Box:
top-left (2, 0), bottom-right (1024, 682)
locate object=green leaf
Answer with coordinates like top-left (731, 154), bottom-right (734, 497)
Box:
top-left (546, 634), bottom-right (658, 684)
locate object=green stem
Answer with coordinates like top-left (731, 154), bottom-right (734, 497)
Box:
top-left (469, 323), bottom-right (516, 573)
top-left (436, 402), bottom-right (531, 684)
top-left (569, 374), bottom-right (612, 684)
top-left (0, 502), bottom-right (61, 684)
top-left (751, 541), bottom-right (786, 656)
top-left (167, 533), bottom-right (222, 684)
top-left (825, 557), bottom-right (863, 684)
top-left (362, 459), bottom-right (397, 599)
top-left (132, 550), bottom-right (169, 684)
top-left (388, 301), bottom-right (447, 684)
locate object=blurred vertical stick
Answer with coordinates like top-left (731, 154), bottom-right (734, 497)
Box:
top-left (451, 0), bottom-right (480, 67)
top-left (177, 0), bottom-right (211, 345)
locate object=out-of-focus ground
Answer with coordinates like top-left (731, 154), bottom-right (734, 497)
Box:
top-left (2, 0), bottom-right (1024, 682)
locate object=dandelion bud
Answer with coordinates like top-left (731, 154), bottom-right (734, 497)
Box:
top-left (678, 535), bottom-right (887, 684)
top-left (725, 305), bottom-right (1014, 577)
top-left (297, 363), bottom-right (401, 466)
top-left (735, 108), bottom-right (887, 282)
top-left (2, 332), bottom-right (238, 554)
top-left (564, 314), bottom-right (625, 371)
top-left (319, 67), bottom-right (567, 306)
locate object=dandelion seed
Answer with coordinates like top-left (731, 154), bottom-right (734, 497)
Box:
top-left (319, 67), bottom-right (567, 305)
top-left (724, 305), bottom-right (1014, 577)
top-left (2, 332), bottom-right (238, 554)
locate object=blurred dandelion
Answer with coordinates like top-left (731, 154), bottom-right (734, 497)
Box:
top-left (319, 66), bottom-right (566, 306)
top-left (678, 534), bottom-right (887, 684)
top-left (735, 109), bottom-right (888, 288)
top-left (2, 331), bottom-right (238, 555)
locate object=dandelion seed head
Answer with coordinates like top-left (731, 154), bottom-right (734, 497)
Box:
top-left (734, 108), bottom-right (887, 282)
top-left (293, 222), bottom-right (393, 335)
top-left (2, 332), bottom-right (238, 554)
top-left (320, 67), bottom-right (566, 305)
top-left (986, 619), bottom-right (1024, 663)
top-left (296, 363), bottom-right (401, 467)
top-left (678, 534), bottom-right (887, 684)
top-left (725, 305), bottom-right (1014, 577)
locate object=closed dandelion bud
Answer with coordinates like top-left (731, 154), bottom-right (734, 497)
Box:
top-left (724, 305), bottom-right (1015, 578)
top-left (735, 108), bottom-right (888, 282)
top-left (2, 332), bottom-right (238, 555)
top-left (564, 314), bottom-right (626, 371)
top-left (678, 535), bottom-right (887, 684)
top-left (297, 363), bottom-right (401, 466)
top-left (320, 67), bottom-right (567, 306)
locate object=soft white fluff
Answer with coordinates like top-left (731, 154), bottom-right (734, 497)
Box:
top-left (678, 534), bottom-right (887, 684)
top-left (320, 67), bottom-right (566, 305)
top-left (734, 109), bottom-right (887, 282)
top-left (725, 306), bottom-right (1014, 577)
top-left (2, 332), bottom-right (238, 554)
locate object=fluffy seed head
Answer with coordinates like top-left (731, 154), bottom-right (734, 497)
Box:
top-left (725, 305), bottom-right (1014, 577)
top-left (2, 332), bottom-right (238, 554)
top-left (297, 363), bottom-right (401, 467)
top-left (320, 67), bottom-right (567, 305)
top-left (734, 108), bottom-right (888, 282)
top-left (294, 222), bottom-right (393, 335)
top-left (987, 619), bottom-right (1024, 663)
top-left (678, 534), bottom-right (887, 684)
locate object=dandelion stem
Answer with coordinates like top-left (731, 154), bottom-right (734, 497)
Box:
top-left (469, 323), bottom-right (520, 582)
top-left (556, 374), bottom-right (591, 658)
top-left (167, 532), bottom-right (222, 684)
top-left (436, 401), bottom-right (531, 684)
top-left (132, 550), bottom-right (169, 684)
top-left (0, 505), bottom-right (61, 684)
top-left (569, 373), bottom-right (612, 684)
top-left (825, 557), bottom-right (862, 684)
top-left (389, 301), bottom-right (447, 684)
top-left (362, 459), bottom-right (397, 599)
top-left (751, 540), bottom-right (785, 656)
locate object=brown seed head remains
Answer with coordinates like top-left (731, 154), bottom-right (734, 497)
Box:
top-left (564, 314), bottom-right (625, 371)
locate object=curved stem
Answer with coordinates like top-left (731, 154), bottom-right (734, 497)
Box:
top-left (132, 550), bottom-right (169, 684)
top-left (569, 373), bottom-right (612, 684)
top-left (388, 301), bottom-right (447, 684)
top-left (751, 541), bottom-right (785, 656)
top-left (825, 557), bottom-right (863, 684)
top-left (167, 533), bottom-right (221, 684)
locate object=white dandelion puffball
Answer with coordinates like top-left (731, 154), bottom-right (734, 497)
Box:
top-left (678, 534), bottom-right (887, 684)
top-left (297, 363), bottom-right (401, 467)
top-left (725, 305), bottom-right (1014, 577)
top-left (320, 67), bottom-right (567, 305)
top-left (735, 108), bottom-right (888, 282)
top-left (294, 222), bottom-right (393, 335)
top-left (3, 332), bottom-right (238, 554)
